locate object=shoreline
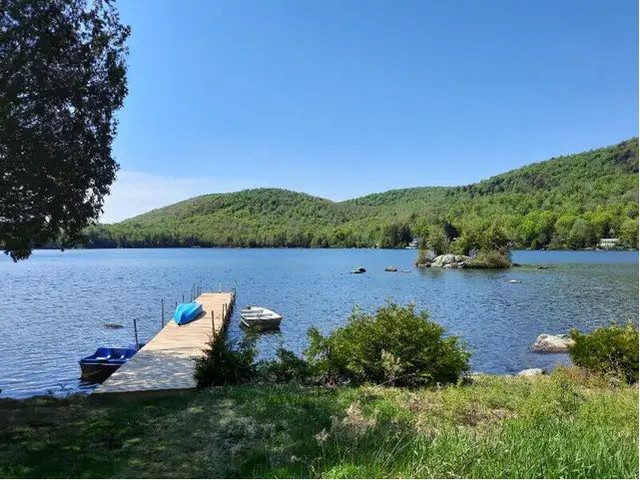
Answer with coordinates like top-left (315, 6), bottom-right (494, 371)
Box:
top-left (23, 245), bottom-right (640, 252)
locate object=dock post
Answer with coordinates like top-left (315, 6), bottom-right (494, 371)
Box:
top-left (211, 311), bottom-right (215, 337)
top-left (133, 318), bottom-right (139, 349)
top-left (182, 294), bottom-right (185, 303)
top-left (161, 299), bottom-right (164, 328)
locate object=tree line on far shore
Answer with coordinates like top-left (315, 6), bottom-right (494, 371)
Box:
top-left (78, 138), bottom-right (639, 251)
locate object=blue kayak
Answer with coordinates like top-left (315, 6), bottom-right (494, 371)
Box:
top-left (174, 301), bottom-right (203, 325)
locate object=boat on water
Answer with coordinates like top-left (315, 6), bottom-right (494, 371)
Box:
top-left (174, 301), bottom-right (203, 325)
top-left (240, 305), bottom-right (282, 330)
top-left (79, 345), bottom-right (141, 382)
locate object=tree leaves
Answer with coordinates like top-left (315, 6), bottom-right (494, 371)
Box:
top-left (0, 0), bottom-right (129, 260)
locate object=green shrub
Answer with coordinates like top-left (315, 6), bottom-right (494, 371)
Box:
top-left (414, 249), bottom-right (431, 266)
top-left (466, 250), bottom-right (511, 268)
top-left (305, 303), bottom-right (470, 387)
top-left (257, 347), bottom-right (313, 384)
top-left (569, 323), bottom-right (639, 384)
top-left (194, 332), bottom-right (257, 387)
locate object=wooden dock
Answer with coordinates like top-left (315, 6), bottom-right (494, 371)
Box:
top-left (95, 291), bottom-right (235, 395)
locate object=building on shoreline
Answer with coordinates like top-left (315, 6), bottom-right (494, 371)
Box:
top-left (598, 238), bottom-right (621, 249)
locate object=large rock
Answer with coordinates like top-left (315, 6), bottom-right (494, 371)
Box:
top-left (517, 368), bottom-right (545, 376)
top-left (431, 254), bottom-right (471, 268)
top-left (531, 334), bottom-right (575, 353)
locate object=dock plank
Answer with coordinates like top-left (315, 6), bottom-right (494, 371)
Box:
top-left (95, 292), bottom-right (234, 394)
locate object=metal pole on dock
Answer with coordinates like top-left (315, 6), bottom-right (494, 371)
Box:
top-left (161, 299), bottom-right (165, 328)
top-left (133, 318), bottom-right (139, 349)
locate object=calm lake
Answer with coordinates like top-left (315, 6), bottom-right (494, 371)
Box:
top-left (0, 248), bottom-right (637, 398)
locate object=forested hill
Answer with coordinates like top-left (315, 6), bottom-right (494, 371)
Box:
top-left (86, 138), bottom-right (639, 249)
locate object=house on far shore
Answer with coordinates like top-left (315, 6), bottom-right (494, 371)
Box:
top-left (406, 238), bottom-right (420, 249)
top-left (598, 238), bottom-right (621, 249)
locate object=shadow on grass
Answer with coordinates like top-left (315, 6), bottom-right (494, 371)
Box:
top-left (0, 384), bottom-right (345, 478)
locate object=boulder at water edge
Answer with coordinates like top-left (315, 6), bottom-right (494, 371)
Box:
top-left (517, 368), bottom-right (546, 376)
top-left (531, 333), bottom-right (575, 353)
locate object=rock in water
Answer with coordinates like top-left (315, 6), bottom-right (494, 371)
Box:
top-left (384, 266), bottom-right (398, 272)
top-left (531, 333), bottom-right (575, 353)
top-left (517, 368), bottom-right (545, 376)
top-left (431, 254), bottom-right (471, 268)
top-left (351, 267), bottom-right (366, 274)
top-left (104, 323), bottom-right (124, 329)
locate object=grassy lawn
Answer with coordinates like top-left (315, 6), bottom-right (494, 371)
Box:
top-left (1, 368), bottom-right (637, 478)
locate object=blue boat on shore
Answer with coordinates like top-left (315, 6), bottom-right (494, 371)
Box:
top-left (79, 346), bottom-right (140, 382)
top-left (174, 301), bottom-right (203, 325)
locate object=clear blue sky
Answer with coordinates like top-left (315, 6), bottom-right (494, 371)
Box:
top-left (103, 0), bottom-right (638, 222)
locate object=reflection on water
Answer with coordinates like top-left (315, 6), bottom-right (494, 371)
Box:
top-left (0, 248), bottom-right (637, 398)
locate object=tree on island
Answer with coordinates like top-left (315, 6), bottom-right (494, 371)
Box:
top-left (0, 0), bottom-right (129, 260)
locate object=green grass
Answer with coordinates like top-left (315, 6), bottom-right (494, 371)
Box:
top-left (0, 368), bottom-right (637, 478)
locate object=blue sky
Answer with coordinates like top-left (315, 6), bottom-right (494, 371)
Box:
top-left (102, 0), bottom-right (638, 222)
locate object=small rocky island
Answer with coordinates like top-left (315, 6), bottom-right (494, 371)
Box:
top-left (416, 251), bottom-right (511, 269)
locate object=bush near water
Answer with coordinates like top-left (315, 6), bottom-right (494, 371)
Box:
top-left (194, 303), bottom-right (470, 388)
top-left (305, 303), bottom-right (470, 387)
top-left (568, 323), bottom-right (639, 384)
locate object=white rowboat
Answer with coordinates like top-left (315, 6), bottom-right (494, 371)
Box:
top-left (240, 305), bottom-right (282, 330)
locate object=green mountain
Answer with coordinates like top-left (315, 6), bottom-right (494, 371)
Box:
top-left (87, 138), bottom-right (639, 249)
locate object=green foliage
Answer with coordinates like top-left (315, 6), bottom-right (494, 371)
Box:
top-left (449, 221), bottom-right (510, 257)
top-left (426, 227), bottom-right (450, 255)
top-left (620, 217), bottom-right (639, 248)
top-left (305, 303), bottom-right (470, 387)
top-left (257, 347), bottom-right (313, 384)
top-left (466, 250), bottom-right (511, 268)
top-left (194, 332), bottom-right (257, 387)
top-left (568, 218), bottom-right (597, 248)
top-left (84, 139), bottom-right (639, 251)
top-left (569, 323), bottom-right (639, 384)
top-left (377, 222), bottom-right (412, 248)
top-left (1, 0), bottom-right (129, 261)
top-left (414, 248), bottom-right (432, 266)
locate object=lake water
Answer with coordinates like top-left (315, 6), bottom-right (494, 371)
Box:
top-left (0, 248), bottom-right (637, 398)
